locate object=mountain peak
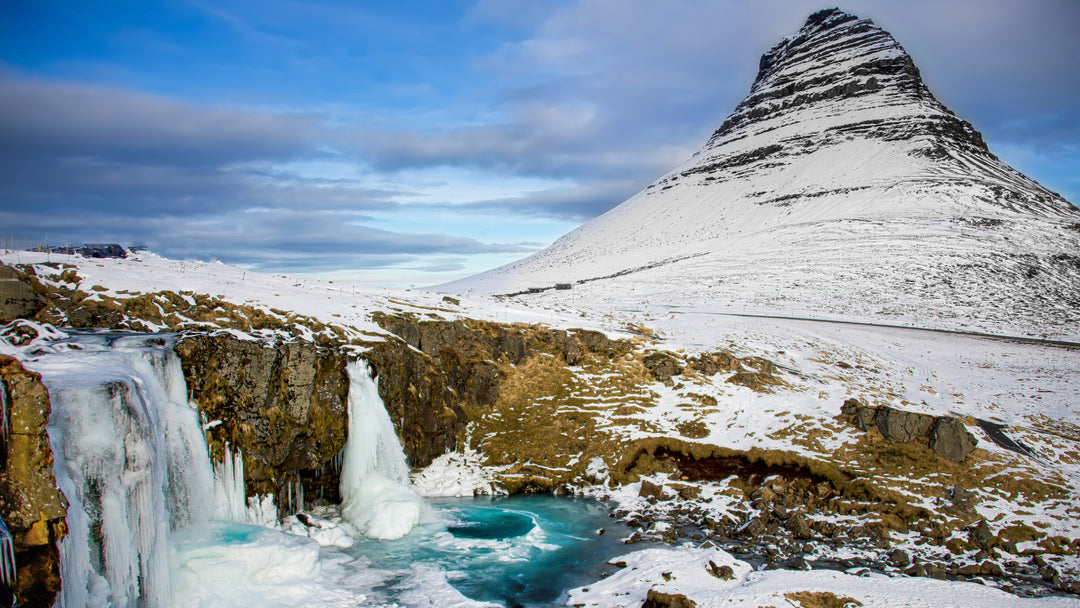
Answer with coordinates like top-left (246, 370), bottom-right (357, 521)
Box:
top-left (447, 8), bottom-right (1079, 337)
top-left (713, 7), bottom-right (942, 148)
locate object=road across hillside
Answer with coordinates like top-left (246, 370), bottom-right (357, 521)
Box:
top-left (705, 311), bottom-right (1080, 351)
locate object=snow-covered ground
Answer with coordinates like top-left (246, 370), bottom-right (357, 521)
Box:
top-left (4, 248), bottom-right (1079, 605)
top-left (568, 546), bottom-right (1080, 608)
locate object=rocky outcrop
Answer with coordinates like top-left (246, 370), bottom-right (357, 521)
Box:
top-left (930, 418), bottom-right (978, 463)
top-left (643, 353), bottom-right (682, 382)
top-left (175, 334), bottom-right (351, 501)
top-left (171, 317), bottom-right (635, 502)
top-left (0, 356), bottom-right (68, 607)
top-left (642, 589), bottom-right (696, 608)
top-left (368, 313), bottom-right (632, 468)
top-left (840, 398), bottom-right (978, 461)
top-left (0, 265), bottom-right (45, 323)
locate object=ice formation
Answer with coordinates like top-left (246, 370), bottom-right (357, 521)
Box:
top-left (213, 443), bottom-right (247, 523)
top-left (339, 360), bottom-right (429, 540)
top-left (0, 515), bottom-right (15, 587)
top-left (28, 333), bottom-right (217, 608)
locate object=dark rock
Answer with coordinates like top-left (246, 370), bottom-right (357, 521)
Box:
top-left (639, 480), bottom-right (665, 499)
top-left (969, 520), bottom-right (994, 549)
top-left (840, 397), bottom-right (864, 416)
top-left (0, 265), bottom-right (46, 322)
top-left (788, 556), bottom-right (810, 570)
top-left (563, 342), bottom-right (584, 365)
top-left (75, 243), bottom-right (127, 258)
top-left (706, 561), bottom-right (735, 580)
top-left (930, 418), bottom-right (977, 461)
top-left (888, 549), bottom-right (911, 568)
top-left (642, 589), bottom-right (697, 608)
top-left (785, 513), bottom-right (814, 539)
top-left (876, 407), bottom-right (936, 443)
top-left (854, 406), bottom-right (879, 431)
top-left (643, 353), bottom-right (682, 382)
top-left (677, 485), bottom-right (701, 500)
top-left (956, 564), bottom-right (981, 576)
top-left (905, 563), bottom-right (928, 577)
top-left (741, 516), bottom-right (767, 537)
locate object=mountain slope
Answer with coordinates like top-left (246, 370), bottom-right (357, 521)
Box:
top-left (443, 8), bottom-right (1080, 337)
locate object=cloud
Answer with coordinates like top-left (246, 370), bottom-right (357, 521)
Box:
top-left (0, 70), bottom-right (317, 167)
top-left (461, 180), bottom-right (643, 221)
top-left (0, 205), bottom-right (534, 271)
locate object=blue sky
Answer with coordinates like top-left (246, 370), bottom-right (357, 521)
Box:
top-left (2, 0), bottom-right (1078, 287)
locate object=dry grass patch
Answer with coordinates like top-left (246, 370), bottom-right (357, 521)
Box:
top-left (784, 591), bottom-right (863, 608)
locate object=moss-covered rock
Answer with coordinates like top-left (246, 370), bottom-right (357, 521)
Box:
top-left (0, 356), bottom-right (68, 607)
top-left (175, 334), bottom-right (350, 500)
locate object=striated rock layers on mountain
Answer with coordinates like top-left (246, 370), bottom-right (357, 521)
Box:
top-left (447, 8), bottom-right (1080, 337)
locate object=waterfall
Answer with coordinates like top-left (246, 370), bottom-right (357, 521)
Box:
top-left (339, 360), bottom-right (428, 540)
top-left (24, 332), bottom-right (217, 608)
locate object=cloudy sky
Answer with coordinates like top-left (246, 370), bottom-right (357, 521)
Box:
top-left (2, 0), bottom-right (1077, 287)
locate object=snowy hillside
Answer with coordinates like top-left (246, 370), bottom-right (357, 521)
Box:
top-left (443, 8), bottom-right (1080, 339)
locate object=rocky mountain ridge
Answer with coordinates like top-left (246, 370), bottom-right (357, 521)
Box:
top-left (445, 8), bottom-right (1080, 339)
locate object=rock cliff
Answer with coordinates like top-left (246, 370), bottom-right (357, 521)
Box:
top-left (0, 356), bottom-right (67, 607)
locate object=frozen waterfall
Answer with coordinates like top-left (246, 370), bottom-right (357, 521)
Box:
top-left (27, 332), bottom-right (217, 608)
top-left (339, 360), bottom-right (429, 540)
top-left (2, 324), bottom-right (435, 605)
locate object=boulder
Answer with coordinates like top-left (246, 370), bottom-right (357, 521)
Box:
top-left (930, 418), bottom-right (977, 461)
top-left (785, 513), bottom-right (814, 539)
top-left (875, 407), bottom-right (936, 443)
top-left (642, 589), bottom-right (697, 608)
top-left (888, 549), bottom-right (911, 568)
top-left (639, 480), bottom-right (665, 499)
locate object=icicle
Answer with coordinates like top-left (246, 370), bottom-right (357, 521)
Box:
top-left (296, 473), bottom-right (305, 513)
top-left (213, 443), bottom-right (246, 523)
top-left (0, 377), bottom-right (9, 442)
top-left (331, 448), bottom-right (344, 476)
top-left (0, 515), bottom-right (16, 587)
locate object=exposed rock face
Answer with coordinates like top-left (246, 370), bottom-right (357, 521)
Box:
top-left (0, 356), bottom-right (67, 607)
top-left (840, 398), bottom-right (977, 461)
top-left (175, 334), bottom-right (350, 500)
top-left (875, 406), bottom-right (936, 443)
top-left (369, 313), bottom-right (632, 470)
top-left (171, 317), bottom-right (634, 502)
top-left (0, 265), bottom-right (45, 323)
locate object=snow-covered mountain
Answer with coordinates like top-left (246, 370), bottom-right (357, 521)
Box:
top-left (445, 8), bottom-right (1080, 337)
